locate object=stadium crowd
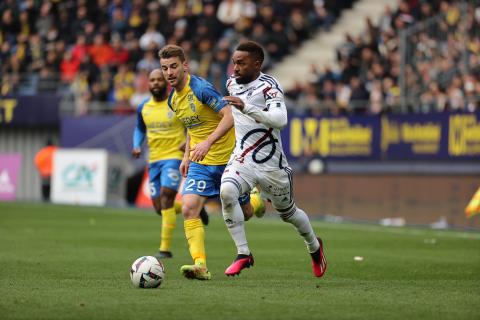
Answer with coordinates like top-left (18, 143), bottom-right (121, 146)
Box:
top-left (1, 0), bottom-right (478, 116)
top-left (0, 0), bottom-right (353, 115)
top-left (286, 0), bottom-right (480, 115)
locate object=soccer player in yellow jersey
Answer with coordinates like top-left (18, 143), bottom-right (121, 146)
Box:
top-left (159, 45), bottom-right (264, 280)
top-left (132, 69), bottom-right (208, 259)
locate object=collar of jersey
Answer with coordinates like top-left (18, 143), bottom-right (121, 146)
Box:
top-left (176, 73), bottom-right (191, 95)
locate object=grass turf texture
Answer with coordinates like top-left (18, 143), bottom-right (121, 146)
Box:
top-left (0, 202), bottom-right (479, 320)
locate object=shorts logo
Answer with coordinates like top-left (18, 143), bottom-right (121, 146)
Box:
top-left (266, 184), bottom-right (289, 197)
top-left (167, 168), bottom-right (180, 182)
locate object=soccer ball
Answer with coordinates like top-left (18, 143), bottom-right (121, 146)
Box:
top-left (130, 256), bottom-right (165, 288)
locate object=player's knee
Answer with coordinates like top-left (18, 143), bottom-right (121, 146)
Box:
top-left (182, 202), bottom-right (199, 219)
top-left (159, 193), bottom-right (175, 209)
top-left (152, 198), bottom-right (162, 215)
top-left (275, 201), bottom-right (297, 221)
top-left (220, 182), bottom-right (239, 209)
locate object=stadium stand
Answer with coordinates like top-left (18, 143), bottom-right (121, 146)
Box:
top-left (0, 0), bottom-right (353, 115)
top-left (284, 0), bottom-right (480, 115)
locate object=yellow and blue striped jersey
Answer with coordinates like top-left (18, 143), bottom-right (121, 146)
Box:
top-left (168, 74), bottom-right (235, 165)
top-left (134, 97), bottom-right (185, 163)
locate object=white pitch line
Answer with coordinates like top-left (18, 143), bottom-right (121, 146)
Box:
top-left (316, 222), bottom-right (480, 240)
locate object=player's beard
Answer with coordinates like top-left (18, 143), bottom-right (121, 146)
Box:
top-left (235, 71), bottom-right (256, 84)
top-left (150, 86), bottom-right (167, 100)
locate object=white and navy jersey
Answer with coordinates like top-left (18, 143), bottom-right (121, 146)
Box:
top-left (226, 72), bottom-right (289, 171)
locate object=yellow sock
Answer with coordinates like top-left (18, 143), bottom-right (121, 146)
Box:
top-left (174, 200), bottom-right (182, 215)
top-left (159, 207), bottom-right (176, 252)
top-left (184, 218), bottom-right (206, 265)
top-left (250, 189), bottom-right (265, 217)
top-left (250, 194), bottom-right (261, 212)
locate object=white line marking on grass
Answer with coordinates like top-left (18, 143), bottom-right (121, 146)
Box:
top-left (316, 222), bottom-right (480, 240)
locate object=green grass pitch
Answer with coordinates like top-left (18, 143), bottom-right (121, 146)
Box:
top-left (0, 202), bottom-right (479, 320)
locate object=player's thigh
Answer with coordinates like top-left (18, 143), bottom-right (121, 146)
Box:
top-left (182, 162), bottom-right (225, 198)
top-left (148, 162), bottom-right (163, 200)
top-left (221, 166), bottom-right (253, 196)
top-left (222, 164), bottom-right (256, 205)
top-left (257, 167), bottom-right (294, 210)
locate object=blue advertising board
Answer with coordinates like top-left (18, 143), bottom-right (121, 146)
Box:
top-left (283, 112), bottom-right (480, 161)
top-left (0, 95), bottom-right (60, 126)
top-left (58, 112), bottom-right (480, 162)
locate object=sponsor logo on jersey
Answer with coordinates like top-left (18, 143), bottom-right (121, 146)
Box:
top-left (180, 115), bottom-right (202, 128)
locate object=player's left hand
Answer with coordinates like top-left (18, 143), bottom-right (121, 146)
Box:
top-left (224, 96), bottom-right (244, 111)
top-left (190, 140), bottom-right (212, 162)
top-left (180, 158), bottom-right (190, 177)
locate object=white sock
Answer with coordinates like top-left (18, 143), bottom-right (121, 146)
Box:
top-left (281, 206), bottom-right (319, 253)
top-left (220, 182), bottom-right (250, 255)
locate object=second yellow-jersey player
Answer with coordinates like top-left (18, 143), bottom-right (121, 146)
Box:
top-left (136, 97), bottom-right (185, 163)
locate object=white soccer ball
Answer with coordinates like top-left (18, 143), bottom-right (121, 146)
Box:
top-left (130, 256), bottom-right (165, 288)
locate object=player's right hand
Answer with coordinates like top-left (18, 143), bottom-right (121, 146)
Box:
top-left (132, 148), bottom-right (141, 158)
top-left (180, 158), bottom-right (190, 177)
top-left (224, 96), bottom-right (245, 111)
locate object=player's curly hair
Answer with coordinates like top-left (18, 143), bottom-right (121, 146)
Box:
top-left (158, 45), bottom-right (186, 62)
top-left (236, 41), bottom-right (264, 64)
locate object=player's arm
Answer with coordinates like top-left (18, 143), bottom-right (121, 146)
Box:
top-left (178, 127), bottom-right (187, 151)
top-left (132, 105), bottom-right (147, 158)
top-left (180, 133), bottom-right (191, 177)
top-left (224, 92), bottom-right (288, 129)
top-left (189, 80), bottom-right (234, 162)
top-left (190, 105), bottom-right (234, 162)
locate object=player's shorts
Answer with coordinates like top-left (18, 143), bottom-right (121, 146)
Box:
top-left (182, 162), bottom-right (250, 205)
top-left (148, 159), bottom-right (182, 199)
top-left (182, 162), bottom-right (225, 198)
top-left (221, 163), bottom-right (294, 210)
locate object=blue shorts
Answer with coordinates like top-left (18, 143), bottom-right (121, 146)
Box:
top-left (148, 159), bottom-right (182, 199)
top-left (182, 162), bottom-right (225, 198)
top-left (183, 162), bottom-right (250, 205)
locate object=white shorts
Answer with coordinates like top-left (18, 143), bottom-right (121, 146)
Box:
top-left (221, 163), bottom-right (294, 210)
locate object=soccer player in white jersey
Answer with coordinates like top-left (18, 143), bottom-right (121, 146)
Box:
top-left (220, 41), bottom-right (327, 278)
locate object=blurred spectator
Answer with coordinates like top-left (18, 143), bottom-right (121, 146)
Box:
top-left (129, 70), bottom-right (150, 108)
top-left (35, 2), bottom-right (53, 39)
top-left (60, 49), bottom-right (80, 83)
top-left (109, 64), bottom-right (134, 113)
top-left (1, 9), bottom-right (19, 44)
top-left (139, 24), bottom-right (165, 51)
top-left (110, 34), bottom-right (130, 70)
top-left (89, 34), bottom-right (114, 68)
top-left (111, 6), bottom-right (128, 36)
top-left (136, 50), bottom-right (160, 72)
top-left (217, 0), bottom-right (242, 26)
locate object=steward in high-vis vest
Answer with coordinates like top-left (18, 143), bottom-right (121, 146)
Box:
top-left (34, 141), bottom-right (58, 202)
